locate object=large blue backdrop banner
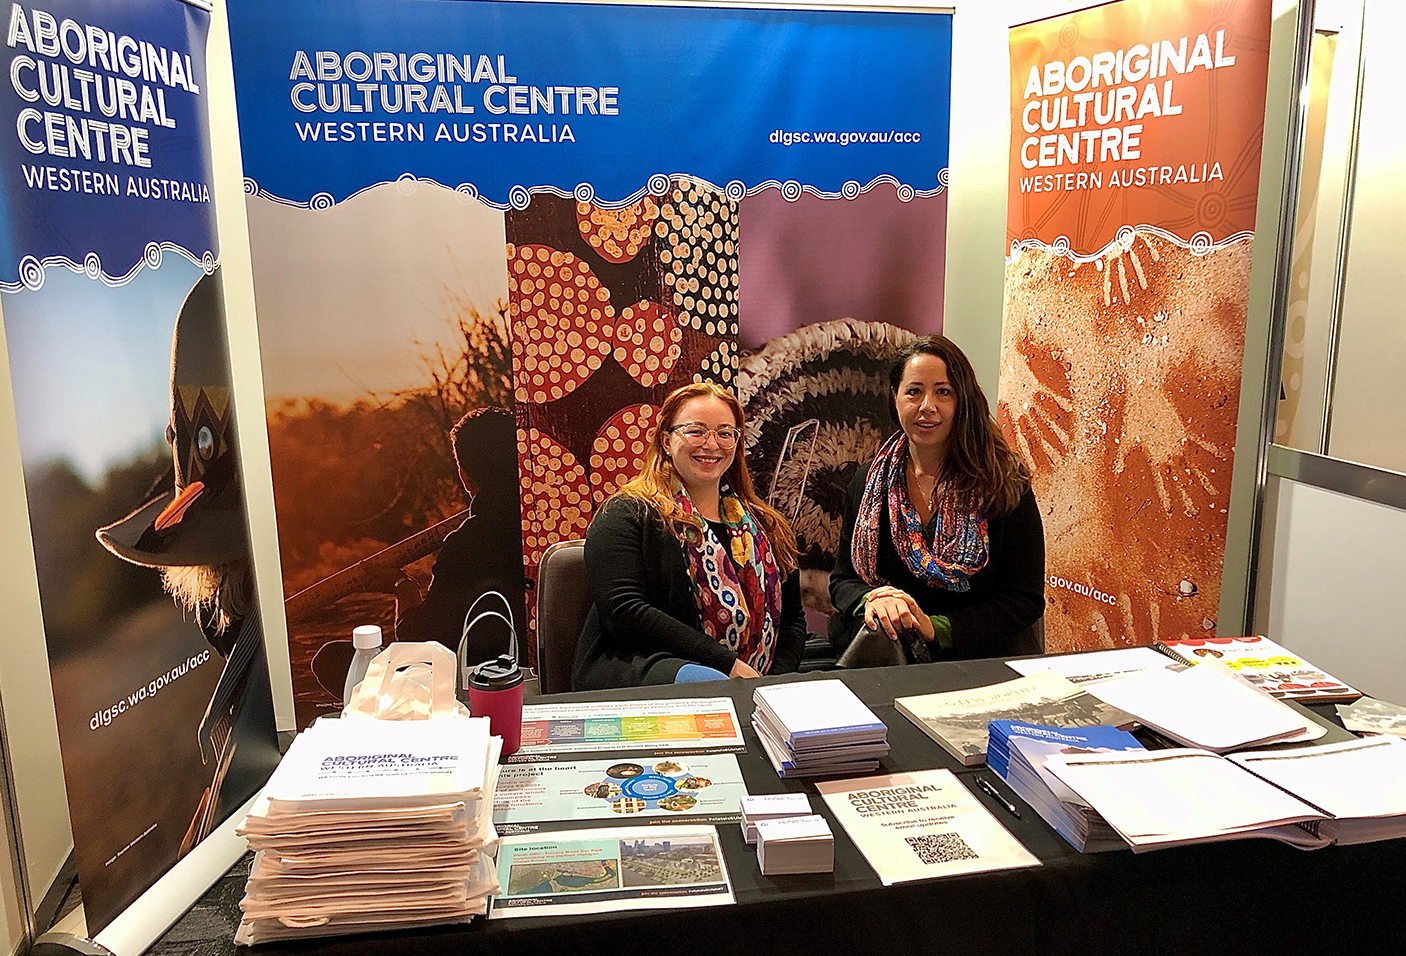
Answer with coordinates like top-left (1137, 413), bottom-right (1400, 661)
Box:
top-left (230, 0), bottom-right (951, 207)
top-left (228, 0), bottom-right (952, 729)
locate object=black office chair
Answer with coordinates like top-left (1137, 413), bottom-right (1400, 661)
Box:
top-left (535, 539), bottom-right (590, 695)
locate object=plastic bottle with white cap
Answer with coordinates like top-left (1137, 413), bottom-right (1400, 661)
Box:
top-left (341, 624), bottom-right (384, 705)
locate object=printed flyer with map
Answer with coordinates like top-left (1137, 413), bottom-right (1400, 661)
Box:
top-left (490, 826), bottom-right (734, 918)
top-left (494, 755), bottom-right (747, 834)
top-left (512, 698), bottom-right (745, 758)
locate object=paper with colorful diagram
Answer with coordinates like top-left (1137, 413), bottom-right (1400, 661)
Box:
top-left (494, 755), bottom-right (747, 834)
top-left (512, 697), bottom-right (745, 758)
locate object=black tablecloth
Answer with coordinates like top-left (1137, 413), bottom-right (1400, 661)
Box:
top-left (151, 659), bottom-right (1406, 956)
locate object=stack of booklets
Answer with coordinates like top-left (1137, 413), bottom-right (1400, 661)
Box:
top-left (893, 670), bottom-right (1137, 766)
top-left (235, 716), bottom-right (503, 943)
top-left (1041, 735), bottom-right (1406, 851)
top-left (987, 720), bottom-right (1144, 852)
top-left (751, 680), bottom-right (889, 778)
top-left (740, 793), bottom-right (813, 844)
top-left (754, 815), bottom-right (834, 875)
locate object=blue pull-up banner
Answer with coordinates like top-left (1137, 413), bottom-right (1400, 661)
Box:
top-left (228, 0), bottom-right (953, 729)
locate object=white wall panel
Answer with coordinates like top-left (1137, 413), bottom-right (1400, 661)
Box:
top-left (1259, 477), bottom-right (1406, 704)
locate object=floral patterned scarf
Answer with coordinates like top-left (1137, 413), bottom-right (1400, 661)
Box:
top-left (852, 432), bottom-right (989, 591)
top-left (674, 485), bottom-right (784, 673)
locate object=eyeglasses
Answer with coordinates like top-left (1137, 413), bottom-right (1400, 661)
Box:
top-left (669, 423), bottom-right (741, 447)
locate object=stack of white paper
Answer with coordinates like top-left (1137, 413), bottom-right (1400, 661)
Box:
top-left (755, 815), bottom-right (834, 875)
top-left (740, 793), bottom-right (813, 844)
top-left (1082, 660), bottom-right (1326, 752)
top-left (1042, 748), bottom-right (1332, 852)
top-left (235, 717), bottom-right (503, 944)
top-left (1229, 736), bottom-right (1406, 845)
top-left (752, 680), bottom-right (889, 778)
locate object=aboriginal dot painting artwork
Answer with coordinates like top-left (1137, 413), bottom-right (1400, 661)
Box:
top-left (999, 0), bottom-right (1272, 650)
top-left (507, 178), bottom-right (742, 638)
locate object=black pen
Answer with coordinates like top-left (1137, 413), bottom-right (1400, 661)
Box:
top-left (975, 775), bottom-right (1020, 818)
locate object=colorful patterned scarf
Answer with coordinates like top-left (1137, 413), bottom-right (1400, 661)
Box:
top-left (674, 486), bottom-right (784, 673)
top-left (852, 432), bottom-right (989, 591)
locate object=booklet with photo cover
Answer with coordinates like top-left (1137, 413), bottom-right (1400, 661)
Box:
top-left (894, 670), bottom-right (1137, 766)
top-left (1336, 696), bottom-right (1406, 738)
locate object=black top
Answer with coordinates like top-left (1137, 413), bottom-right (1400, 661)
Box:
top-left (572, 496), bottom-right (807, 690)
top-left (828, 461), bottom-right (1046, 659)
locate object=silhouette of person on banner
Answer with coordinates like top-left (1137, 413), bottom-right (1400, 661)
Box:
top-left (96, 268), bottom-right (279, 855)
top-left (394, 407), bottom-right (528, 658)
top-left (310, 407), bottom-right (528, 700)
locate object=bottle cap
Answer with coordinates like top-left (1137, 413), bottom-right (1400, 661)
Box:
top-left (469, 654), bottom-right (523, 691)
top-left (352, 625), bottom-right (383, 649)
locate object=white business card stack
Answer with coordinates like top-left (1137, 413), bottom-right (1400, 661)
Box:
top-left (741, 793), bottom-right (814, 844)
top-left (755, 814), bottom-right (835, 875)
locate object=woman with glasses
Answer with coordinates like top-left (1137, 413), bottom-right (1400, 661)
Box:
top-left (829, 335), bottom-right (1045, 661)
top-left (572, 382), bottom-right (806, 690)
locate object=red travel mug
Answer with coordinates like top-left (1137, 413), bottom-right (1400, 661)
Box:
top-left (467, 654), bottom-right (524, 756)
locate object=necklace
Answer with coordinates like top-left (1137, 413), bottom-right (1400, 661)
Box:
top-left (907, 458), bottom-right (943, 513)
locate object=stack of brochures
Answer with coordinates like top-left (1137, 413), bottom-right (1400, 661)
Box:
top-left (755, 814), bottom-right (834, 875)
top-left (751, 680), bottom-right (889, 778)
top-left (740, 793), bottom-right (813, 844)
top-left (987, 720), bottom-right (1144, 852)
top-left (234, 716), bottom-right (503, 943)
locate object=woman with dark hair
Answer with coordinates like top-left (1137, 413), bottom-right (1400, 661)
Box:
top-left (829, 335), bottom-right (1045, 660)
top-left (572, 382), bottom-right (807, 690)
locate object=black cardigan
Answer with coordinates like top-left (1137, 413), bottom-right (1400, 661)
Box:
top-left (572, 497), bottom-right (807, 690)
top-left (828, 462), bottom-right (1046, 659)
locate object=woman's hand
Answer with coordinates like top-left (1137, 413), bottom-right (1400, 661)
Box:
top-left (863, 587), bottom-right (934, 642)
top-left (729, 658), bottom-right (761, 679)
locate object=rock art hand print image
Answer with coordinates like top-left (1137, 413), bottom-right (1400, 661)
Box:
top-left (999, 231), bottom-right (1250, 649)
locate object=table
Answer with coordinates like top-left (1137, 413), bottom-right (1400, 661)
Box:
top-left (150, 659), bottom-right (1405, 956)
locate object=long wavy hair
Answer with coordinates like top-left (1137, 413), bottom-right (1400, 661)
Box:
top-left (611, 382), bottom-right (799, 574)
top-left (890, 335), bottom-right (1031, 517)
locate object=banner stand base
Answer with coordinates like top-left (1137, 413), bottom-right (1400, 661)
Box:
top-left (31, 933), bottom-right (114, 956)
top-left (69, 792), bottom-right (260, 956)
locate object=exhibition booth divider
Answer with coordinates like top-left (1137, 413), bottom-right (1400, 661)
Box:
top-left (0, 0), bottom-right (1325, 952)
